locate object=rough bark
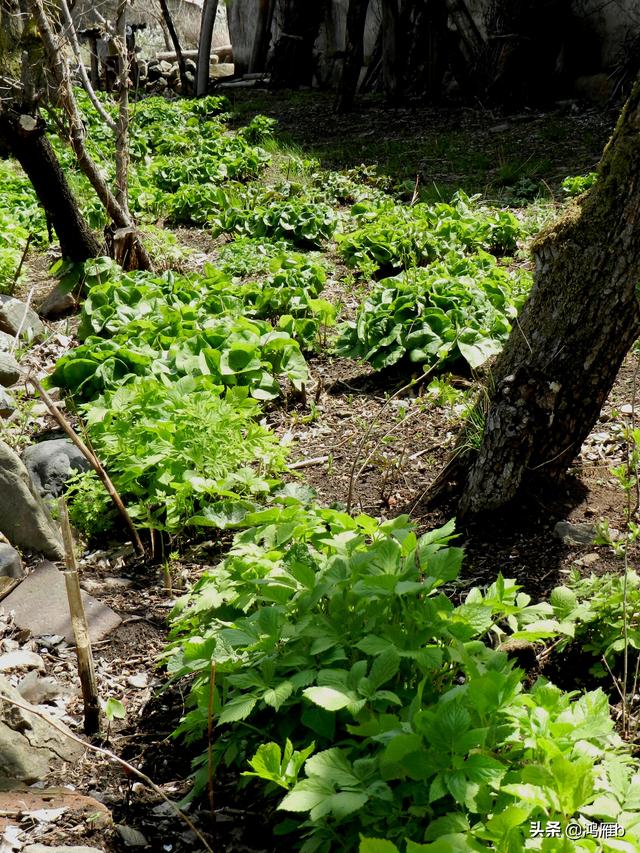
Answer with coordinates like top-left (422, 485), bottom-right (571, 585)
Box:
top-left (250, 0), bottom-right (274, 74)
top-left (269, 0), bottom-right (327, 89)
top-left (381, 0), bottom-right (399, 102)
top-left (114, 0), bottom-right (130, 215)
top-left (336, 0), bottom-right (370, 112)
top-left (401, 0), bottom-right (449, 100)
top-left (458, 81), bottom-right (640, 515)
top-left (0, 112), bottom-right (99, 261)
top-left (196, 0), bottom-right (219, 96)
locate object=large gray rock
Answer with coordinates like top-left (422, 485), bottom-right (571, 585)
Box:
top-left (0, 295), bottom-right (45, 340)
top-left (0, 543), bottom-right (23, 578)
top-left (0, 351), bottom-right (21, 387)
top-left (0, 675), bottom-right (83, 783)
top-left (0, 441), bottom-right (63, 558)
top-left (23, 438), bottom-right (91, 499)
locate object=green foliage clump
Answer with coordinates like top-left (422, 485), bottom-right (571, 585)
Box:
top-left (49, 259), bottom-right (310, 400)
top-left (210, 184), bottom-right (337, 248)
top-left (338, 192), bottom-right (521, 277)
top-left (336, 253), bottom-right (529, 372)
top-left (0, 160), bottom-right (48, 292)
top-left (71, 377), bottom-right (286, 534)
top-left (166, 506), bottom-right (640, 850)
top-left (549, 568), bottom-right (640, 679)
top-left (561, 173), bottom-right (597, 197)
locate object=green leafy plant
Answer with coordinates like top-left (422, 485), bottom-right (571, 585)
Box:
top-left (164, 503), bottom-right (640, 850)
top-left (338, 192), bottom-right (521, 277)
top-left (336, 253), bottom-right (528, 371)
top-left (210, 185), bottom-right (337, 248)
top-left (561, 173), bottom-right (597, 196)
top-left (69, 377), bottom-right (287, 534)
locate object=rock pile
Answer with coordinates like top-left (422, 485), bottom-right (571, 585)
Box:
top-left (142, 57), bottom-right (197, 95)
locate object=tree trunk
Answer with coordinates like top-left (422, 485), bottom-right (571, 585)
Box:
top-left (401, 0), bottom-right (449, 100)
top-left (249, 0), bottom-right (273, 74)
top-left (381, 0), bottom-right (399, 102)
top-left (458, 81), bottom-right (640, 515)
top-left (269, 0), bottom-right (327, 89)
top-left (336, 0), bottom-right (370, 112)
top-left (28, 0), bottom-right (152, 270)
top-left (0, 112), bottom-right (99, 261)
top-left (158, 0), bottom-right (191, 93)
top-left (196, 0), bottom-right (219, 96)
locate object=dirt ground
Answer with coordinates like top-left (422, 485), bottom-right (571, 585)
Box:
top-left (1, 93), bottom-right (633, 852)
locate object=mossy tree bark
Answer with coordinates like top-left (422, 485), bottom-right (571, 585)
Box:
top-left (459, 81), bottom-right (640, 515)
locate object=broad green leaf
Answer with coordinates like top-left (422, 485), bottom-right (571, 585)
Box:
top-left (218, 694), bottom-right (257, 724)
top-left (303, 686), bottom-right (353, 712)
top-left (359, 840), bottom-right (399, 853)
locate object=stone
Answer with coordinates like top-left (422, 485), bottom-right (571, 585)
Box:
top-left (37, 283), bottom-right (76, 319)
top-left (0, 650), bottom-right (45, 672)
top-left (0, 352), bottom-right (20, 387)
top-left (574, 552), bottom-right (600, 567)
top-left (18, 670), bottom-right (65, 704)
top-left (126, 673), bottom-right (148, 690)
top-left (0, 543), bottom-right (23, 578)
top-left (0, 676), bottom-right (83, 783)
top-left (22, 438), bottom-right (91, 499)
top-left (147, 62), bottom-right (162, 83)
top-left (0, 388), bottom-right (15, 417)
top-left (115, 824), bottom-right (149, 847)
top-left (159, 59), bottom-right (173, 74)
top-left (553, 521), bottom-right (596, 546)
top-left (185, 58), bottom-right (197, 73)
top-left (574, 73), bottom-right (613, 105)
top-left (0, 331), bottom-right (14, 351)
top-left (0, 441), bottom-right (63, 558)
top-left (1, 560), bottom-right (121, 644)
top-left (0, 295), bottom-right (44, 341)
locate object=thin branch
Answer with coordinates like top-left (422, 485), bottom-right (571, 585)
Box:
top-left (28, 374), bottom-right (145, 557)
top-left (59, 0), bottom-right (117, 132)
top-left (28, 0), bottom-right (152, 270)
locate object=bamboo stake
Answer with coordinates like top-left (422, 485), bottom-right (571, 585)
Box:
top-left (59, 497), bottom-right (100, 735)
top-left (28, 375), bottom-right (145, 556)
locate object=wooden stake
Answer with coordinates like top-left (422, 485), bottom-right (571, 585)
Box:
top-left (29, 375), bottom-right (145, 556)
top-left (59, 497), bottom-right (100, 735)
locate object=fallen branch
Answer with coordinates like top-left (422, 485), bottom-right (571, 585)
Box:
top-left (289, 455), bottom-right (330, 470)
top-left (28, 374), bottom-right (145, 557)
top-left (0, 694), bottom-right (214, 853)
